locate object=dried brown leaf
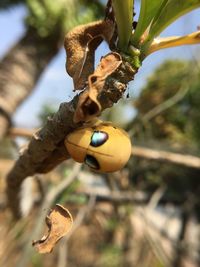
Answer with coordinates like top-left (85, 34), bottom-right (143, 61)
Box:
top-left (64, 19), bottom-right (114, 90)
top-left (74, 52), bottom-right (122, 122)
top-left (32, 204), bottom-right (73, 254)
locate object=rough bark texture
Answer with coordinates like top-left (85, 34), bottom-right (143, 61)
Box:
top-left (6, 61), bottom-right (136, 219)
top-left (0, 27), bottom-right (62, 139)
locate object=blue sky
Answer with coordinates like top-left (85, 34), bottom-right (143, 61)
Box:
top-left (0, 3), bottom-right (200, 128)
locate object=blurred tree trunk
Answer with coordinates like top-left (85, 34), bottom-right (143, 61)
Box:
top-left (0, 26), bottom-right (62, 138)
top-left (0, 0), bottom-right (104, 140)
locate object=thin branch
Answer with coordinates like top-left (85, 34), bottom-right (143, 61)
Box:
top-left (142, 84), bottom-right (190, 123)
top-left (147, 185), bottom-right (166, 210)
top-left (9, 127), bottom-right (36, 138)
top-left (132, 146), bottom-right (200, 169)
top-left (68, 195), bottom-right (96, 239)
top-left (57, 238), bottom-right (69, 267)
top-left (128, 76), bottom-right (191, 138)
top-left (3, 139), bottom-right (200, 181)
top-left (74, 187), bottom-right (148, 204)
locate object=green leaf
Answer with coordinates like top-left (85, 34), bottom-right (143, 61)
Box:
top-left (148, 0), bottom-right (200, 43)
top-left (26, 0), bottom-right (103, 37)
top-left (131, 0), bottom-right (167, 46)
top-left (112, 0), bottom-right (134, 51)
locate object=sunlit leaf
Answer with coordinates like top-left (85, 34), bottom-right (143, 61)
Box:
top-left (148, 30), bottom-right (200, 55)
top-left (112, 0), bottom-right (134, 51)
top-left (131, 0), bottom-right (167, 46)
top-left (148, 0), bottom-right (200, 43)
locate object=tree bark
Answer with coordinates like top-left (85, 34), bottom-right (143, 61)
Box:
top-left (0, 27), bottom-right (62, 139)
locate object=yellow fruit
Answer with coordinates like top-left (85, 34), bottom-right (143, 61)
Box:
top-left (65, 122), bottom-right (131, 173)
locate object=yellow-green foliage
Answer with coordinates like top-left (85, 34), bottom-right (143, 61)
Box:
top-left (26, 0), bottom-right (103, 37)
top-left (134, 60), bottom-right (200, 148)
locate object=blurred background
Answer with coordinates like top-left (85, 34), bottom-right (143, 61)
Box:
top-left (0, 1), bottom-right (200, 267)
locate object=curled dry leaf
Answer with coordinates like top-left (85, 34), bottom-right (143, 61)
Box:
top-left (64, 19), bottom-right (114, 90)
top-left (74, 52), bottom-right (122, 122)
top-left (32, 204), bottom-right (73, 254)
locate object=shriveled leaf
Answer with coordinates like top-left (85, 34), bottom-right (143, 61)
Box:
top-left (32, 204), bottom-right (73, 254)
top-left (112, 0), bottom-right (133, 51)
top-left (64, 20), bottom-right (114, 90)
top-left (73, 89), bottom-right (100, 123)
top-left (74, 52), bottom-right (122, 122)
top-left (131, 0), bottom-right (167, 46)
top-left (148, 30), bottom-right (200, 54)
top-left (147, 0), bottom-right (200, 44)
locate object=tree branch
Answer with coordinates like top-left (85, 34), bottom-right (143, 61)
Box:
top-left (8, 127), bottom-right (200, 170)
top-left (6, 60), bottom-right (135, 219)
top-left (6, 97), bottom-right (80, 219)
top-left (6, 125), bottom-right (200, 218)
top-left (9, 127), bottom-right (37, 138)
top-left (132, 146), bottom-right (200, 169)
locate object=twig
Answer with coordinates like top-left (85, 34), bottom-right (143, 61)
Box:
top-left (57, 238), bottom-right (69, 267)
top-left (128, 71), bottom-right (194, 138)
top-left (3, 140), bottom-right (200, 179)
top-left (9, 127), bottom-right (36, 138)
top-left (74, 187), bottom-right (148, 203)
top-left (142, 84), bottom-right (189, 123)
top-left (132, 146), bottom-right (200, 169)
top-left (147, 186), bottom-right (166, 210)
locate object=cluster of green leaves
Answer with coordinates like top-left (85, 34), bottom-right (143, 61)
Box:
top-left (130, 59), bottom-right (200, 218)
top-left (112, 0), bottom-right (200, 58)
top-left (134, 60), bottom-right (200, 148)
top-left (26, 0), bottom-right (103, 37)
top-left (112, 0), bottom-right (133, 52)
top-left (132, 0), bottom-right (200, 50)
top-left (1, 0), bottom-right (104, 37)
